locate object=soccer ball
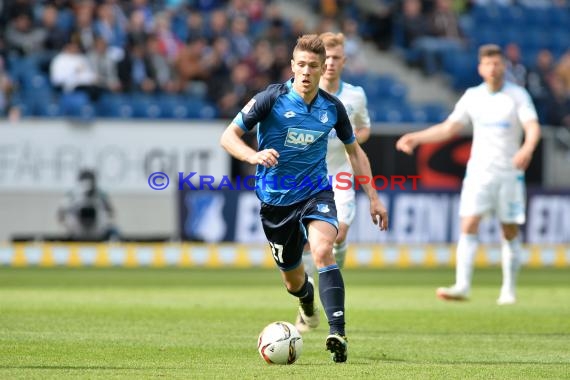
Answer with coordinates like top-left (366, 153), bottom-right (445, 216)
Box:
top-left (257, 321), bottom-right (303, 365)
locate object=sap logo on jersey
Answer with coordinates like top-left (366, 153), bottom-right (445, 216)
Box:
top-left (284, 128), bottom-right (324, 149)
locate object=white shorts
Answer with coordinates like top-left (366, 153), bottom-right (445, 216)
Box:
top-left (333, 187), bottom-right (356, 226)
top-left (459, 172), bottom-right (526, 224)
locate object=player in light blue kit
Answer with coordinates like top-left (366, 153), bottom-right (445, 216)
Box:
top-left (220, 34), bottom-right (388, 363)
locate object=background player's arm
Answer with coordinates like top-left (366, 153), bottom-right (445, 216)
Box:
top-left (395, 119), bottom-right (464, 155)
top-left (345, 142), bottom-right (389, 230)
top-left (353, 89), bottom-right (371, 144)
top-left (220, 123), bottom-right (279, 168)
top-left (355, 128), bottom-right (370, 144)
top-left (513, 119), bottom-right (541, 170)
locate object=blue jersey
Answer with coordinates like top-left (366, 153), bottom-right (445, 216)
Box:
top-left (233, 79), bottom-right (355, 206)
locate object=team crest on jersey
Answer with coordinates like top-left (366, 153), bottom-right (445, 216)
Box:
top-left (284, 128), bottom-right (324, 150)
top-left (319, 110), bottom-right (328, 123)
top-left (241, 98), bottom-right (256, 114)
top-left (317, 204), bottom-right (330, 213)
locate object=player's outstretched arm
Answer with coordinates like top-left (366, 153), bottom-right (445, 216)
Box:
top-left (220, 123), bottom-right (279, 168)
top-left (396, 119), bottom-right (464, 155)
top-left (513, 120), bottom-right (541, 170)
top-left (344, 142), bottom-right (389, 231)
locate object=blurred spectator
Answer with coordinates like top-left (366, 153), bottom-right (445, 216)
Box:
top-left (215, 62), bottom-right (253, 118)
top-left (145, 34), bottom-right (179, 93)
top-left (102, 0), bottom-right (129, 32)
top-left (227, 0), bottom-right (265, 23)
top-left (175, 38), bottom-right (208, 96)
top-left (315, 16), bottom-right (340, 36)
top-left (264, 16), bottom-right (290, 47)
top-left (504, 43), bottom-right (527, 87)
top-left (73, 1), bottom-right (97, 52)
top-left (267, 42), bottom-right (290, 83)
top-left (57, 169), bottom-right (119, 242)
top-left (394, 0), bottom-right (428, 67)
top-left (126, 0), bottom-right (154, 32)
top-left (353, 0), bottom-right (395, 50)
top-left (545, 77), bottom-right (570, 128)
top-left (207, 9), bottom-right (231, 42)
top-left (527, 49), bottom-right (555, 122)
top-left (205, 36), bottom-right (234, 101)
top-left (5, 12), bottom-right (46, 57)
top-left (126, 9), bottom-right (149, 47)
top-left (428, 0), bottom-right (464, 43)
top-left (414, 0), bottom-right (466, 75)
top-left (341, 18), bottom-right (367, 74)
top-left (50, 37), bottom-right (102, 101)
top-left (288, 18), bottom-right (307, 49)
top-left (153, 12), bottom-right (183, 63)
top-left (0, 57), bottom-right (15, 116)
top-left (94, 2), bottom-right (126, 62)
top-left (228, 16), bottom-right (253, 60)
top-left (87, 36), bottom-right (121, 93)
top-left (555, 51), bottom-right (570, 96)
top-left (2, 0), bottom-right (34, 24)
top-left (184, 11), bottom-right (207, 42)
top-left (117, 41), bottom-right (156, 93)
top-left (396, 0), bottom-right (427, 49)
top-left (41, 5), bottom-right (68, 55)
top-left (245, 39), bottom-right (274, 88)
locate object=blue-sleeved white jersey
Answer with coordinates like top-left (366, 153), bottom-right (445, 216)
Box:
top-left (232, 78), bottom-right (355, 206)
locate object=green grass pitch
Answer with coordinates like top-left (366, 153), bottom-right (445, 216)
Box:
top-left (0, 267), bottom-right (569, 379)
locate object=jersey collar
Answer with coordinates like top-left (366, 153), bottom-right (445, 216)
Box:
top-left (335, 80), bottom-right (344, 97)
top-left (287, 78), bottom-right (321, 110)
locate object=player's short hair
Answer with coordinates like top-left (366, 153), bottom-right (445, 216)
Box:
top-left (478, 44), bottom-right (503, 61)
top-left (319, 32), bottom-right (345, 49)
top-left (293, 34), bottom-right (326, 63)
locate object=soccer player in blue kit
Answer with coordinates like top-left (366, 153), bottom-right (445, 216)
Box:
top-left (220, 34), bottom-right (388, 363)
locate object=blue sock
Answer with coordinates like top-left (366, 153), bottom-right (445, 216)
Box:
top-left (288, 273), bottom-right (315, 315)
top-left (318, 264), bottom-right (345, 336)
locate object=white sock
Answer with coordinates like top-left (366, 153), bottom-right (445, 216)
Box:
top-left (455, 233), bottom-right (478, 292)
top-left (302, 250), bottom-right (316, 280)
top-left (333, 241), bottom-right (348, 269)
top-left (501, 237), bottom-right (521, 295)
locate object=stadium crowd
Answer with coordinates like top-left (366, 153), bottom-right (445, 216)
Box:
top-left (0, 0), bottom-right (568, 127)
top-left (1, 0), bottom-right (371, 120)
top-left (390, 0), bottom-right (570, 126)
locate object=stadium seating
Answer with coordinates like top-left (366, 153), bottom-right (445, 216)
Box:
top-left (8, 2), bottom-right (567, 121)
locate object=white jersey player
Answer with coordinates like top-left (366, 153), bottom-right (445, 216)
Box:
top-left (297, 32), bottom-right (371, 333)
top-left (396, 44), bottom-right (541, 305)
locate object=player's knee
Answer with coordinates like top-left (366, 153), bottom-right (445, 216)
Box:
top-left (311, 241), bottom-right (334, 267)
top-left (502, 225), bottom-right (519, 240)
top-left (461, 216), bottom-right (480, 234)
